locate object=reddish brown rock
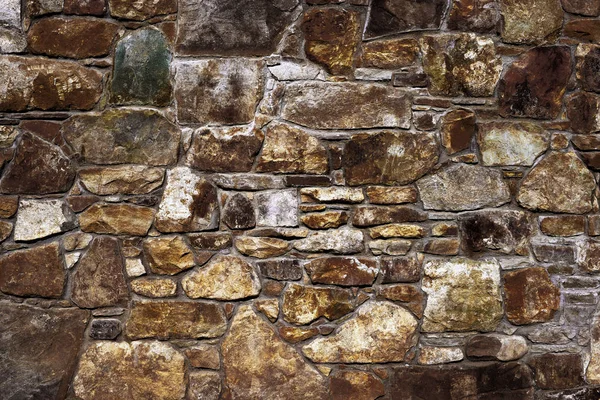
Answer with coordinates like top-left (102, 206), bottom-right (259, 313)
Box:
top-left (0, 242), bottom-right (65, 298)
top-left (188, 232), bottom-right (232, 251)
top-left (302, 8), bottom-right (360, 75)
top-left (504, 267), bottom-right (560, 325)
top-left (517, 152), bottom-right (596, 214)
top-left (564, 19), bottom-right (600, 42)
top-left (528, 353), bottom-right (585, 390)
top-left (441, 108), bottom-right (476, 154)
top-left (576, 44), bottom-right (600, 93)
top-left (143, 236), bottom-right (195, 275)
top-left (185, 126), bottom-right (263, 173)
top-left (79, 203), bottom-right (155, 236)
top-left (357, 38), bottom-right (419, 69)
top-left (421, 33), bottom-right (502, 97)
top-left (366, 186), bottom-right (418, 205)
top-left (364, 0), bottom-right (447, 38)
top-left (423, 238), bottom-right (460, 256)
top-left (64, 0), bottom-right (106, 15)
top-left (447, 0), bottom-right (499, 33)
top-left (185, 344), bottom-right (220, 370)
top-left (577, 239), bottom-right (600, 272)
top-left (344, 131), bottom-right (439, 186)
top-left (301, 211), bottom-right (348, 230)
top-left (256, 259), bottom-right (302, 281)
top-left (499, 0), bottom-right (563, 44)
top-left (305, 257), bottom-right (378, 286)
top-left (330, 370), bottom-right (385, 400)
top-left (458, 210), bottom-right (533, 254)
top-left (499, 46), bottom-right (572, 119)
top-left (109, 0), bottom-right (176, 20)
top-left (352, 206), bottom-right (427, 227)
top-left (0, 56), bottom-right (102, 111)
top-left (126, 301), bottom-right (227, 340)
top-left (282, 283), bottom-right (355, 325)
top-left (567, 92), bottom-right (600, 134)
top-left (27, 17), bottom-right (119, 59)
top-left (0, 303), bottom-right (90, 400)
top-left (0, 132), bottom-right (75, 194)
top-left (561, 0), bottom-right (600, 16)
top-left (540, 215), bottom-right (586, 236)
top-left (257, 123), bottom-right (328, 174)
top-left (222, 193), bottom-right (255, 230)
top-left (381, 256), bottom-right (422, 283)
top-left (71, 237), bottom-right (129, 308)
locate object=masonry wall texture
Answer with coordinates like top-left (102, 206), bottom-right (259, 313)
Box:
top-left (1, 0), bottom-right (600, 399)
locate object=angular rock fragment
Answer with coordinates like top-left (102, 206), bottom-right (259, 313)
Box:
top-left (499, 0), bottom-right (563, 44)
top-left (79, 165), bottom-right (164, 195)
top-left (294, 228), bottom-right (364, 254)
top-left (235, 236), bottom-right (289, 258)
top-left (458, 210), bottom-right (533, 254)
top-left (370, 224), bottom-right (426, 239)
top-left (255, 190), bottom-right (298, 227)
top-left (422, 258), bottom-right (503, 332)
top-left (466, 334), bottom-right (528, 361)
top-left (517, 152), bottom-right (596, 214)
top-left (567, 92), bottom-right (600, 134)
top-left (447, 0), bottom-right (499, 33)
top-left (188, 371), bottom-right (221, 400)
top-left (541, 215), bottom-right (586, 237)
top-left (222, 305), bottom-right (328, 399)
top-left (576, 239), bottom-right (600, 272)
top-left (343, 131), bottom-right (439, 186)
top-left (528, 353), bottom-right (585, 390)
top-left (369, 239), bottom-right (412, 256)
top-left (143, 236), bottom-right (195, 275)
top-left (79, 203), bottom-right (155, 236)
top-left (126, 301), bottom-right (227, 340)
top-left (366, 186), bottom-right (417, 204)
top-left (14, 199), bottom-right (75, 241)
top-left (418, 346), bottom-right (464, 365)
top-left (182, 255), bottom-right (261, 300)
top-left (358, 38), bottom-right (418, 69)
top-left (364, 0), bottom-right (447, 38)
top-left (64, 0), bottom-right (106, 15)
top-left (189, 232), bottom-right (232, 251)
top-left (222, 193), bottom-right (255, 230)
top-left (417, 164), bottom-right (511, 211)
top-left (71, 237), bottom-right (129, 308)
top-left (353, 206), bottom-right (427, 227)
top-left (305, 257), bottom-right (378, 286)
top-left (131, 277), bottom-right (177, 298)
top-left (301, 187), bottom-right (364, 203)
top-left (564, 19), bottom-right (600, 42)
top-left (256, 259), bottom-right (302, 281)
top-left (441, 108), bottom-right (476, 154)
top-left (301, 211), bottom-right (348, 229)
top-left (0, 242), bottom-right (65, 298)
top-left (477, 122), bottom-right (549, 166)
top-left (576, 44), bottom-right (600, 93)
top-left (562, 0), bottom-right (600, 15)
top-left (109, 0), bottom-right (176, 20)
top-left (89, 319), bottom-right (122, 340)
top-left (302, 301), bottom-right (418, 363)
top-left (504, 267), bottom-right (560, 325)
top-left (423, 238), bottom-right (460, 255)
top-left (381, 256), bottom-right (422, 283)
top-left (282, 283), bottom-right (354, 325)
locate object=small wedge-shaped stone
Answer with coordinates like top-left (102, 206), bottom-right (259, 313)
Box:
top-left (73, 341), bottom-right (186, 400)
top-left (222, 305), bottom-right (328, 399)
top-left (282, 283), bottom-right (355, 325)
top-left (305, 257), bottom-right (378, 286)
top-left (478, 122), bottom-right (549, 166)
top-left (62, 109), bottom-right (180, 165)
top-left (517, 152), bottom-right (596, 214)
top-left (294, 228), bottom-right (364, 254)
top-left (143, 236), bottom-right (195, 275)
top-left (417, 164), bottom-right (511, 211)
top-left (302, 301), bottom-right (418, 363)
top-left (79, 165), bottom-right (164, 195)
top-left (182, 255), bottom-right (261, 300)
top-left (71, 237), bottom-right (129, 308)
top-left (126, 301), bottom-right (227, 340)
top-left (79, 203), bottom-right (155, 236)
top-left (155, 167), bottom-right (219, 232)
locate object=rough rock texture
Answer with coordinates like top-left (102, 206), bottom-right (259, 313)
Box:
top-left (282, 283), bottom-right (355, 325)
top-left (466, 334), bottom-right (528, 361)
top-left (79, 165), bottom-right (164, 195)
top-left (79, 203), bottom-right (155, 235)
top-left (448, 0), bottom-right (499, 33)
top-left (222, 193), bottom-right (256, 230)
top-left (14, 199), bottom-right (74, 241)
top-left (477, 122), bottom-right (549, 166)
top-left (294, 228), bottom-right (364, 254)
top-left (142, 236), bottom-right (195, 275)
top-left (441, 108), bottom-right (476, 155)
top-left (109, 0), bottom-right (176, 20)
top-left (458, 210), bottom-right (533, 254)
top-left (504, 267), bottom-right (560, 325)
top-left (305, 257), bottom-right (378, 286)
top-left (330, 370), bottom-right (385, 400)
top-left (568, 92), bottom-right (600, 134)
top-left (364, 0), bottom-right (447, 38)
top-left (499, 0), bottom-right (563, 44)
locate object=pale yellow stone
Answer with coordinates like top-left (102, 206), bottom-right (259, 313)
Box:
top-left (369, 224), bottom-right (426, 239)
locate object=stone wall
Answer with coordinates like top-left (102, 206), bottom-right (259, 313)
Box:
top-left (1, 0), bottom-right (600, 398)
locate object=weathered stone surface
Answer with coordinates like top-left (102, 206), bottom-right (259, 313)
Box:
top-left (540, 215), bottom-right (586, 236)
top-left (63, 109), bottom-right (179, 165)
top-left (0, 0), bottom-right (20, 27)
top-left (213, 174), bottom-right (285, 191)
top-left (110, 28), bottom-right (172, 106)
top-left (466, 334), bottom-right (528, 361)
top-left (72, 237), bottom-right (129, 308)
top-left (294, 228), bottom-right (364, 254)
top-left (222, 305), bottom-right (328, 399)
top-left (302, 8), bottom-right (360, 75)
top-left (421, 33), bottom-right (502, 97)
top-left (126, 301), bottom-right (227, 340)
top-left (303, 301), bottom-right (418, 363)
top-left (73, 341), bottom-right (185, 400)
top-left (576, 239), bottom-right (600, 272)
top-left (255, 298), bottom-right (279, 322)
top-left (370, 239), bottom-right (412, 256)
top-left (222, 193), bottom-right (255, 230)
top-left (517, 152), bottom-right (595, 214)
top-left (417, 164), bottom-right (511, 211)
top-left (89, 318), bottom-right (121, 340)
top-left (0, 132), bottom-right (75, 194)
top-left (423, 238), bottom-right (460, 255)
top-left (131, 278), bottom-right (177, 298)
top-left (306, 257), bottom-right (378, 286)
top-left (418, 346), bottom-right (464, 365)
top-left (281, 82), bottom-right (411, 129)
top-left (64, 0), bottom-right (106, 15)
top-left (282, 283), bottom-right (354, 325)
top-left (155, 167), bottom-right (219, 232)
top-left (358, 38), bottom-right (418, 69)
top-left (109, 0), bottom-right (176, 20)
top-left (370, 223), bottom-right (426, 239)
top-left (235, 236), bottom-right (289, 258)
top-left (189, 232), bottom-right (232, 251)
top-left (353, 205), bottom-right (427, 227)
top-left (330, 370), bottom-right (385, 400)
top-left (176, 0), bottom-right (298, 56)
top-left (478, 122), bottom-right (549, 166)
top-left (366, 186), bottom-right (417, 205)
top-left (588, 309), bottom-right (600, 383)
top-left (79, 165), bottom-right (164, 195)
top-left (448, 0), bottom-right (499, 32)
top-left (182, 255), bottom-right (260, 300)
top-left (185, 344), bottom-right (220, 370)
top-left (381, 256), bottom-right (422, 283)
top-left (567, 92), bottom-right (600, 134)
top-left (188, 371), bottom-right (221, 400)
top-left (365, 0), bottom-right (447, 38)
top-left (80, 203), bottom-right (155, 236)
top-left (186, 126), bottom-right (264, 173)
top-left (531, 240), bottom-right (575, 263)
top-left (504, 267), bottom-right (560, 325)
top-left (257, 123), bottom-right (328, 174)
top-left (0, 242), bottom-right (65, 298)
top-left (27, 17), bottom-right (119, 59)
top-left (143, 236), bottom-right (194, 275)
top-left (0, 303), bottom-right (89, 400)
top-left (256, 190), bottom-right (298, 227)
top-left (390, 362), bottom-right (534, 399)
top-left (422, 258), bottom-right (503, 332)
top-left (301, 187), bottom-right (364, 203)
top-left (0, 56), bottom-right (102, 111)
top-left (562, 0), bottom-right (600, 15)
top-left (528, 353), bottom-right (585, 390)
top-left (441, 108), bottom-right (476, 155)
top-left (257, 259), bottom-right (302, 281)
top-left (174, 59), bottom-right (264, 124)
top-left (0, 27), bottom-right (26, 53)
top-left (565, 19), bottom-right (600, 42)
top-left (499, 46), bottom-right (572, 119)
top-left (14, 198), bottom-right (74, 241)
top-left (576, 44), bottom-right (600, 94)
top-left (458, 210), bottom-right (533, 254)
top-left (301, 211), bottom-right (348, 229)
top-left (268, 61), bottom-right (324, 81)
top-left (343, 131), bottom-right (439, 186)
top-left (499, 0), bottom-right (563, 44)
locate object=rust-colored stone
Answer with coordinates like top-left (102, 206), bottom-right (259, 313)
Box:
top-left (330, 370), bottom-right (385, 400)
top-left (540, 215), bottom-right (586, 236)
top-left (305, 257), bottom-right (378, 286)
top-left (143, 236), bottom-right (195, 275)
top-left (79, 203), bottom-right (155, 236)
top-left (358, 38), bottom-right (419, 69)
top-left (447, 0), bottom-right (499, 33)
top-left (504, 267), bottom-right (560, 325)
top-left (301, 211), bottom-right (348, 230)
top-left (441, 108), bottom-right (476, 154)
top-left (567, 92), bottom-right (600, 134)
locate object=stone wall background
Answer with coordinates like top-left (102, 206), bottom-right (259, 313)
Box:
top-left (1, 0), bottom-right (600, 398)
